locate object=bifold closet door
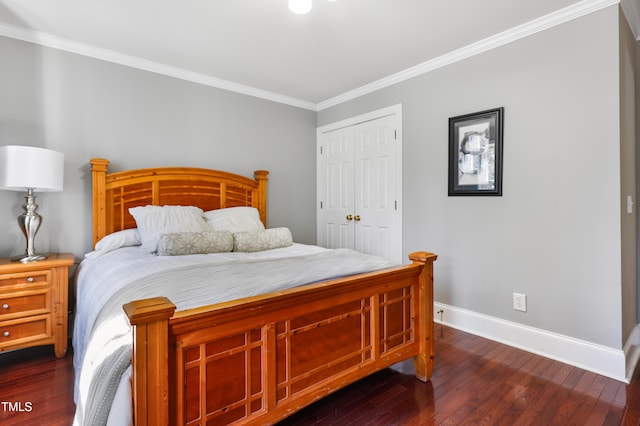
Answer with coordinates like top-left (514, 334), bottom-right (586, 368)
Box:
top-left (318, 112), bottom-right (401, 263)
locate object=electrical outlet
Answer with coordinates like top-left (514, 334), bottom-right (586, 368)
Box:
top-left (513, 293), bottom-right (527, 312)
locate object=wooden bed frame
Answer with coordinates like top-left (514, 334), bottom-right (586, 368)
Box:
top-left (90, 158), bottom-right (437, 425)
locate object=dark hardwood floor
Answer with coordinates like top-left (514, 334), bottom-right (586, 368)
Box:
top-left (0, 344), bottom-right (75, 426)
top-left (1, 325), bottom-right (639, 425)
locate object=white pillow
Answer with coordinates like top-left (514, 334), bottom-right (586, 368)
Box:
top-left (204, 207), bottom-right (265, 234)
top-left (94, 228), bottom-right (141, 253)
top-left (129, 205), bottom-right (209, 252)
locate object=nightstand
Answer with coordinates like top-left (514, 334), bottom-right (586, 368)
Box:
top-left (0, 253), bottom-right (74, 358)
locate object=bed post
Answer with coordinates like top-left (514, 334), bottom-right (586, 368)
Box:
top-left (123, 297), bottom-right (176, 426)
top-left (254, 170), bottom-right (269, 227)
top-left (409, 251), bottom-right (438, 382)
top-left (91, 158), bottom-right (109, 249)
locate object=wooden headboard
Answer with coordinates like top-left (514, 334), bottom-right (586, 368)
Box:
top-left (90, 158), bottom-right (269, 248)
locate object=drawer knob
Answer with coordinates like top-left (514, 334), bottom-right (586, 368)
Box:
top-left (2, 331), bottom-right (8, 337)
top-left (1, 304), bottom-right (8, 310)
top-left (27, 277), bottom-right (34, 283)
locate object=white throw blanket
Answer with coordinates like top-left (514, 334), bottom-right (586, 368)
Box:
top-left (72, 248), bottom-right (397, 425)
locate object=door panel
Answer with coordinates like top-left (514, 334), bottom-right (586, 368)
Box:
top-left (354, 115), bottom-right (399, 261)
top-left (318, 126), bottom-right (355, 250)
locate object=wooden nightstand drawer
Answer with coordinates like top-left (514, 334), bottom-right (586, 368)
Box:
top-left (0, 271), bottom-right (50, 289)
top-left (0, 315), bottom-right (51, 348)
top-left (0, 289), bottom-right (51, 321)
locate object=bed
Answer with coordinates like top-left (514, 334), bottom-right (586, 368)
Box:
top-left (73, 158), bottom-right (437, 425)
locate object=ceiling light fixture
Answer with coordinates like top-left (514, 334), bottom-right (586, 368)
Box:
top-left (289, 0), bottom-right (312, 14)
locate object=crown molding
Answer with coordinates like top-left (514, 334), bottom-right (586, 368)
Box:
top-left (317, 0), bottom-right (620, 110)
top-left (0, 22), bottom-right (317, 111)
top-left (0, 0), bottom-right (623, 112)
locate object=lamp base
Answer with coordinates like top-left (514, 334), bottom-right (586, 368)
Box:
top-left (17, 188), bottom-right (46, 263)
top-left (12, 253), bottom-right (49, 263)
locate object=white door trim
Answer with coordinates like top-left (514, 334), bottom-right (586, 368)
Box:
top-left (317, 104), bottom-right (402, 134)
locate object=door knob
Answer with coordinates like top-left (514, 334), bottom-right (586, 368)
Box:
top-left (346, 214), bottom-right (353, 221)
top-left (354, 215), bottom-right (361, 221)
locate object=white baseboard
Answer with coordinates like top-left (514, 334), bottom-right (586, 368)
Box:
top-left (434, 302), bottom-right (630, 383)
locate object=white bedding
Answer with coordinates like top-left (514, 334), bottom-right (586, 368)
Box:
top-left (72, 243), bottom-right (397, 425)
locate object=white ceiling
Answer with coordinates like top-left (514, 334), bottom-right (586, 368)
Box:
top-left (0, 0), bottom-right (637, 110)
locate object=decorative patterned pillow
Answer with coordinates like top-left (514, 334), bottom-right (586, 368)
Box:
top-left (129, 205), bottom-right (210, 252)
top-left (204, 207), bottom-right (265, 233)
top-left (156, 231), bottom-right (234, 256)
top-left (233, 228), bottom-right (293, 252)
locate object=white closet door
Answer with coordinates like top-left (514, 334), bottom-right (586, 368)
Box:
top-left (317, 105), bottom-right (402, 263)
top-left (354, 114), bottom-right (399, 261)
top-left (317, 125), bottom-right (355, 250)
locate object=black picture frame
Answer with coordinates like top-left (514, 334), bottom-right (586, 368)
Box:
top-left (448, 107), bottom-right (504, 196)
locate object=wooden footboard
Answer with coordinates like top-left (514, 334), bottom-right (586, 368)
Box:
top-left (123, 251), bottom-right (437, 425)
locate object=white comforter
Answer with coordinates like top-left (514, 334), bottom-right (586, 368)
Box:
top-left (72, 243), bottom-right (397, 425)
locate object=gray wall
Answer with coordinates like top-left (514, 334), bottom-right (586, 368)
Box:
top-left (319, 6), bottom-right (624, 349)
top-left (0, 36), bottom-right (318, 260)
top-left (0, 5), bottom-right (632, 352)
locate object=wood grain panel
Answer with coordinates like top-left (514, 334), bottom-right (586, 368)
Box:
top-left (152, 256), bottom-right (435, 425)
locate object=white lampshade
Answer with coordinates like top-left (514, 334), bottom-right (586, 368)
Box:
top-left (289, 0), bottom-right (312, 14)
top-left (0, 145), bottom-right (64, 192)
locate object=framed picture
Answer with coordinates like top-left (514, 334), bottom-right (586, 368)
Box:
top-left (448, 107), bottom-right (504, 196)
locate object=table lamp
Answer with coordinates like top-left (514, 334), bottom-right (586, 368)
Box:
top-left (0, 145), bottom-right (64, 262)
